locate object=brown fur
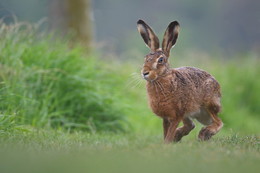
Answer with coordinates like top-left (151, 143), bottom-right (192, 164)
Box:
top-left (137, 20), bottom-right (223, 143)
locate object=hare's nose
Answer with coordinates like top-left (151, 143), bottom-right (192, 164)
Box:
top-left (142, 71), bottom-right (150, 78)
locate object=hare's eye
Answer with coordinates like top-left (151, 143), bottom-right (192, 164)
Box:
top-left (158, 57), bottom-right (164, 63)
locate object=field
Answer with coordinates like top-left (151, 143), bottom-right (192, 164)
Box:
top-left (0, 130), bottom-right (259, 173)
top-left (0, 22), bottom-right (259, 172)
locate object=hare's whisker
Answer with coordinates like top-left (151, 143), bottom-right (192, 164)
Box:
top-left (132, 81), bottom-right (142, 89)
top-left (131, 78), bottom-right (141, 89)
top-left (126, 78), bottom-right (139, 88)
top-left (126, 73), bottom-right (144, 89)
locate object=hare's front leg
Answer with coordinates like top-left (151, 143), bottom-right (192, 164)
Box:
top-left (164, 117), bottom-right (181, 143)
top-left (163, 119), bottom-right (170, 139)
top-left (174, 117), bottom-right (195, 142)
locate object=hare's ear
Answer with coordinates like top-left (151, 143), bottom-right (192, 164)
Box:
top-left (137, 19), bottom-right (159, 52)
top-left (162, 21), bottom-right (180, 57)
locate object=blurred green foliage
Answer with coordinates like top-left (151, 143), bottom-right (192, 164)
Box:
top-left (0, 22), bottom-right (259, 135)
top-left (0, 22), bottom-right (126, 132)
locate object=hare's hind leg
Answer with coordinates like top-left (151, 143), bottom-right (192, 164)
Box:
top-left (174, 117), bottom-right (195, 142)
top-left (198, 105), bottom-right (223, 141)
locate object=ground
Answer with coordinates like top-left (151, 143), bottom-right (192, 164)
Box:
top-left (0, 130), bottom-right (259, 173)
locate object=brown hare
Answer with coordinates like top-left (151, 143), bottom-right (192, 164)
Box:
top-left (137, 19), bottom-right (223, 143)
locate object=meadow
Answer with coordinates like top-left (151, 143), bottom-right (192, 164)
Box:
top-left (0, 22), bottom-right (259, 172)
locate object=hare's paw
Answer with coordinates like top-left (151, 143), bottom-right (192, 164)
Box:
top-left (198, 127), bottom-right (214, 141)
top-left (173, 128), bottom-right (183, 142)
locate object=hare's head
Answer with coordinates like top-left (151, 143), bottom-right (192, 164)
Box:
top-left (137, 20), bottom-right (180, 82)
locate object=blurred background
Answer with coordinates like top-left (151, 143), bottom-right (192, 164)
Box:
top-left (0, 0), bottom-right (259, 135)
top-left (1, 0), bottom-right (259, 57)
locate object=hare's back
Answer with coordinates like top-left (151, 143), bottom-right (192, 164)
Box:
top-left (174, 66), bottom-right (221, 98)
top-left (175, 66), bottom-right (211, 79)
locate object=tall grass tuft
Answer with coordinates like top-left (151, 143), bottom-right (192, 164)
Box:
top-left (0, 21), bottom-right (126, 132)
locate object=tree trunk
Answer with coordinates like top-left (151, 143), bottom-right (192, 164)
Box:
top-left (49, 0), bottom-right (92, 47)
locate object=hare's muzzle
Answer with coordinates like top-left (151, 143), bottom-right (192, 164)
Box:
top-left (142, 71), bottom-right (150, 79)
top-left (143, 71), bottom-right (150, 78)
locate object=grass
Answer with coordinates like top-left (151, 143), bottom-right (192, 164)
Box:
top-left (0, 21), bottom-right (127, 132)
top-left (0, 21), bottom-right (259, 173)
top-left (0, 130), bottom-right (259, 173)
